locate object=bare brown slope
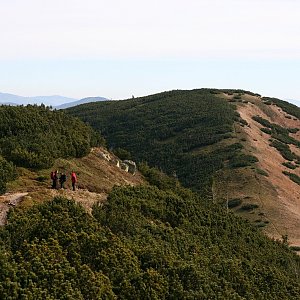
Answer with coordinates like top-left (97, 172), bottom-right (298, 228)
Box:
top-left (214, 93), bottom-right (300, 247)
top-left (1, 147), bottom-right (144, 220)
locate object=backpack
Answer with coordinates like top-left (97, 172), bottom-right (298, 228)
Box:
top-left (50, 171), bottom-right (54, 180)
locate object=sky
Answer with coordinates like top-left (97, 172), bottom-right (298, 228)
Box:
top-left (1, 0), bottom-right (300, 102)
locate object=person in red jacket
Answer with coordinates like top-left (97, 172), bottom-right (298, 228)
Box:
top-left (71, 171), bottom-right (77, 191)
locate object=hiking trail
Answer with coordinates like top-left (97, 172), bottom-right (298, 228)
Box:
top-left (0, 147), bottom-right (144, 225)
top-left (0, 192), bottom-right (28, 225)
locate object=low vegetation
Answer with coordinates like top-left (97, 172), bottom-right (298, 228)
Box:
top-left (256, 168), bottom-right (269, 176)
top-left (227, 198), bottom-right (242, 208)
top-left (282, 171), bottom-right (300, 185)
top-left (262, 97), bottom-right (300, 119)
top-left (67, 89), bottom-right (259, 196)
top-left (0, 168), bottom-right (299, 299)
top-left (252, 116), bottom-right (300, 163)
top-left (0, 90), bottom-right (300, 298)
top-left (0, 156), bottom-right (17, 194)
top-left (240, 203), bottom-right (259, 211)
top-left (282, 162), bottom-right (297, 170)
top-left (0, 105), bottom-right (104, 194)
top-left (270, 140), bottom-right (296, 161)
top-left (228, 154), bottom-right (259, 168)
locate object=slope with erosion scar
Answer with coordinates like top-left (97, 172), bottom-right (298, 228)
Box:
top-left (215, 93), bottom-right (300, 247)
top-left (0, 147), bottom-right (144, 222)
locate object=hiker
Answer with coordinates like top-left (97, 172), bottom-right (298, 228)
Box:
top-left (51, 170), bottom-right (59, 189)
top-left (59, 172), bottom-right (67, 189)
top-left (71, 171), bottom-right (77, 191)
top-left (51, 171), bottom-right (54, 188)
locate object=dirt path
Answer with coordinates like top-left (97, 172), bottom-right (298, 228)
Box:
top-left (0, 147), bottom-right (145, 226)
top-left (48, 188), bottom-right (108, 214)
top-left (0, 188), bottom-right (107, 225)
top-left (0, 193), bottom-right (28, 225)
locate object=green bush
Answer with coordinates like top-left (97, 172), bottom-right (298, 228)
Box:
top-left (270, 140), bottom-right (295, 161)
top-left (233, 95), bottom-right (242, 100)
top-left (260, 127), bottom-right (272, 135)
top-left (0, 156), bottom-right (17, 194)
top-left (283, 171), bottom-right (300, 185)
top-left (290, 246), bottom-right (300, 251)
top-left (239, 118), bottom-right (248, 126)
top-left (0, 105), bottom-right (105, 170)
top-left (263, 100), bottom-right (272, 105)
top-left (36, 175), bottom-right (48, 182)
top-left (271, 133), bottom-right (300, 147)
top-left (254, 222), bottom-right (267, 228)
top-left (0, 183), bottom-right (299, 298)
top-left (288, 128), bottom-right (299, 134)
top-left (252, 116), bottom-right (289, 135)
top-left (240, 203), bottom-right (259, 211)
top-left (229, 154), bottom-right (258, 168)
top-left (228, 198), bottom-right (243, 208)
top-left (113, 147), bottom-right (132, 160)
top-left (282, 162), bottom-right (297, 170)
top-left (256, 168), bottom-right (269, 176)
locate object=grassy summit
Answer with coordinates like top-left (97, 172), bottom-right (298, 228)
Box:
top-left (0, 170), bottom-right (299, 299)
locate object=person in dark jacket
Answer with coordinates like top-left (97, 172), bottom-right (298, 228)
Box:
top-left (52, 170), bottom-right (59, 189)
top-left (59, 173), bottom-right (67, 189)
top-left (51, 171), bottom-right (55, 188)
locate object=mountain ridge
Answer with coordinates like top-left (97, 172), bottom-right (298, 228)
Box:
top-left (1, 98), bottom-right (300, 298)
top-left (0, 92), bottom-right (108, 108)
top-left (55, 96), bottom-right (108, 109)
top-left (0, 92), bottom-right (78, 106)
top-left (67, 88), bottom-right (300, 247)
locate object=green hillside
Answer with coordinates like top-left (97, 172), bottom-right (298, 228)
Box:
top-left (67, 89), bottom-right (257, 195)
top-left (0, 96), bottom-right (300, 298)
top-left (262, 96), bottom-right (300, 119)
top-left (0, 168), bottom-right (299, 299)
top-left (0, 105), bottom-right (104, 194)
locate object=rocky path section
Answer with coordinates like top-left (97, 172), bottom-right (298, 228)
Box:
top-left (0, 193), bottom-right (28, 225)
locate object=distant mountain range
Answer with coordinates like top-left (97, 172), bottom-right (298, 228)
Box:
top-left (55, 97), bottom-right (108, 109)
top-left (0, 92), bottom-right (108, 109)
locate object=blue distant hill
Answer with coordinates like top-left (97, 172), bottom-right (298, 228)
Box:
top-left (0, 92), bottom-right (78, 106)
top-left (55, 97), bottom-right (108, 109)
top-left (0, 92), bottom-right (108, 108)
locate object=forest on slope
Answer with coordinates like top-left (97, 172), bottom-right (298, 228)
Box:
top-left (67, 89), bottom-right (260, 196)
top-left (0, 166), bottom-right (300, 299)
top-left (0, 97), bottom-right (299, 298)
top-left (0, 105), bottom-right (104, 194)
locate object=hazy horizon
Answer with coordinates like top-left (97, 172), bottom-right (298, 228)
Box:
top-left (1, 0), bottom-right (299, 100)
top-left (0, 89), bottom-right (299, 108)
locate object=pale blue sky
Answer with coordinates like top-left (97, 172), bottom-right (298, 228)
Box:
top-left (1, 0), bottom-right (300, 101)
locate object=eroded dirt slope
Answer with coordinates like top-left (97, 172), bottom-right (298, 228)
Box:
top-left (216, 93), bottom-right (300, 247)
